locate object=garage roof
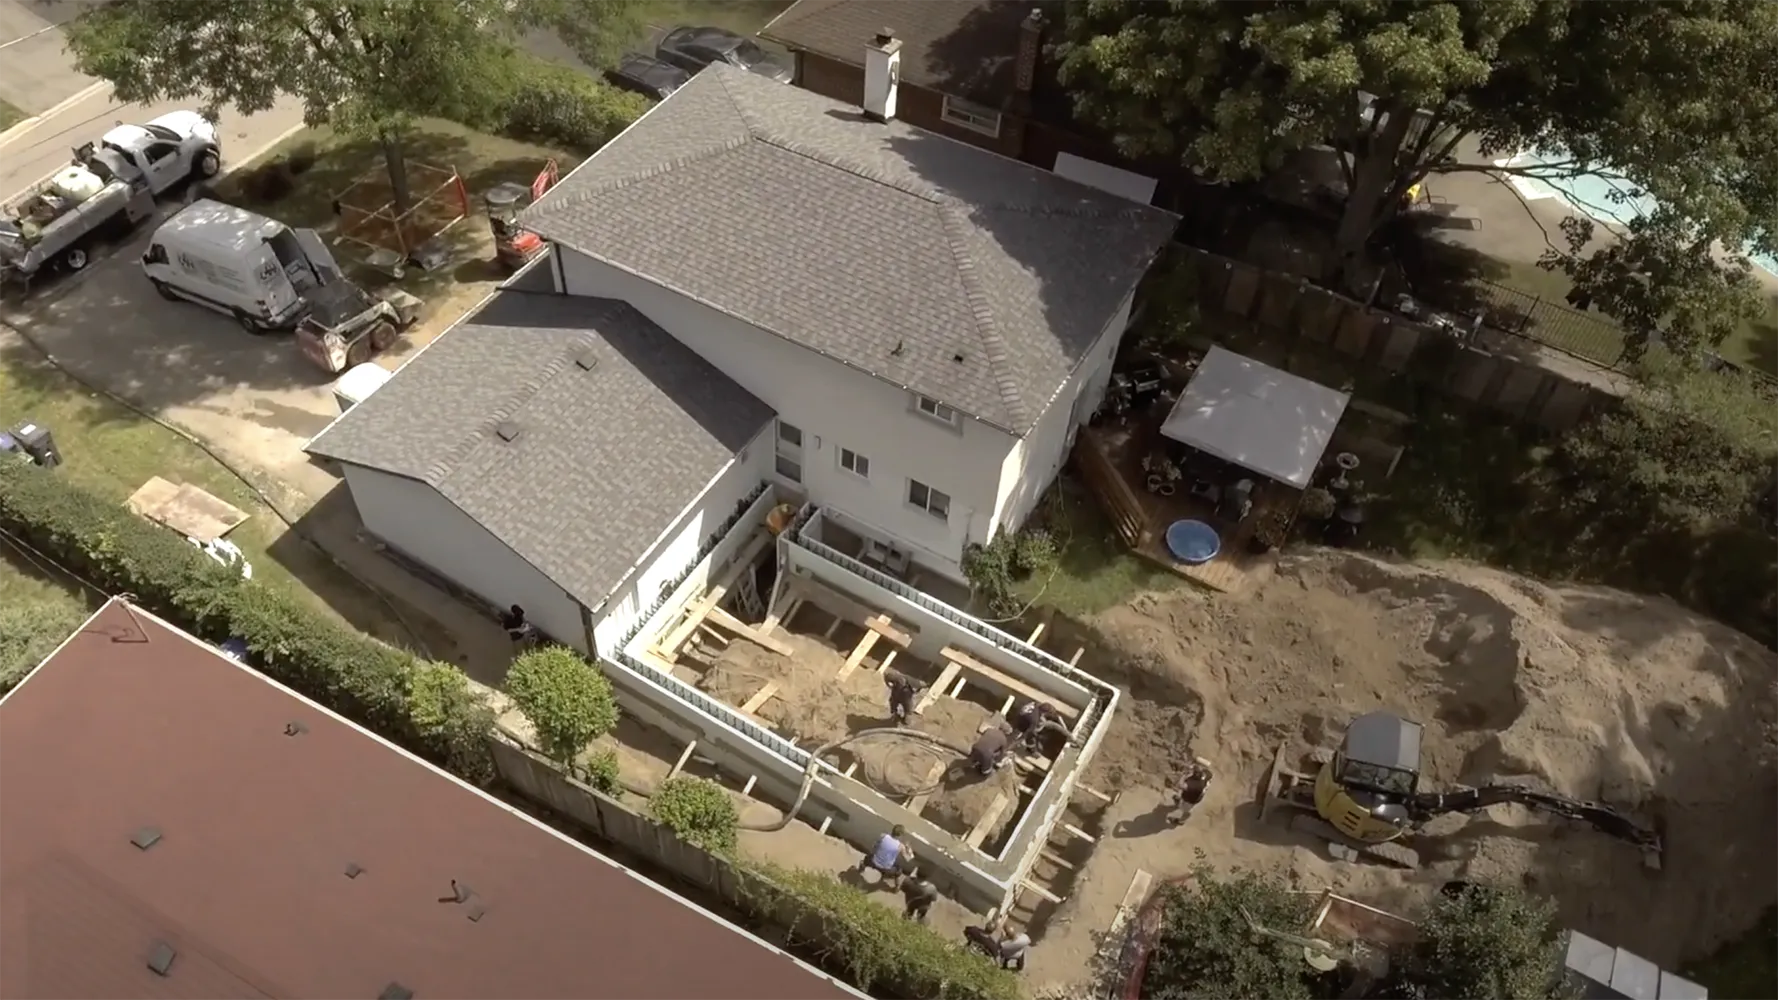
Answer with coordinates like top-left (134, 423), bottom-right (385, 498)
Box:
top-left (1158, 347), bottom-right (1351, 490)
top-left (305, 288), bottom-right (774, 611)
top-left (0, 598), bottom-right (858, 1000)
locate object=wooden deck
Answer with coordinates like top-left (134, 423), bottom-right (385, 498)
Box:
top-left (1074, 425), bottom-right (1277, 594)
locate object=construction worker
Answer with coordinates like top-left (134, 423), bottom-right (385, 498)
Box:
top-left (901, 868), bottom-right (939, 923)
top-left (969, 725), bottom-right (1012, 776)
top-left (1168, 757), bottom-right (1214, 825)
top-left (885, 670), bottom-right (923, 725)
top-left (1009, 700), bottom-right (1068, 752)
top-left (964, 924), bottom-right (1032, 971)
top-left (858, 824), bottom-right (909, 888)
top-left (500, 605), bottom-right (539, 648)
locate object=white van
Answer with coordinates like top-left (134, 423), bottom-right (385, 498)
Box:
top-left (141, 199), bottom-right (345, 334)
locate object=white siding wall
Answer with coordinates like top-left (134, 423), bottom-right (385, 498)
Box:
top-left (591, 426), bottom-right (773, 657)
top-left (340, 464), bottom-right (588, 652)
top-left (558, 249), bottom-right (1017, 575)
top-left (989, 292), bottom-right (1135, 535)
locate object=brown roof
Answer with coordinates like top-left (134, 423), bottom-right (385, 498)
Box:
top-left (0, 600), bottom-right (859, 1000)
top-left (761, 0), bottom-right (1061, 105)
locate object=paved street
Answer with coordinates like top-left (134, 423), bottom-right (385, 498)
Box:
top-left (0, 0), bottom-right (103, 114)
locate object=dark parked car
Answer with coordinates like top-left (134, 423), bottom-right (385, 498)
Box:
top-left (605, 53), bottom-right (693, 100)
top-left (655, 26), bottom-right (792, 83)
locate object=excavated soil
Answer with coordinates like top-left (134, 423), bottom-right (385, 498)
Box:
top-left (1065, 551), bottom-right (1777, 969)
top-left (696, 629), bottom-right (1017, 838)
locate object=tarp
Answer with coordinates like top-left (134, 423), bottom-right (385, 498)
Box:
top-left (1158, 347), bottom-right (1351, 490)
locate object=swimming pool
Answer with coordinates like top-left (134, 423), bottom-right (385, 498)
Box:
top-left (1502, 150), bottom-right (1778, 275)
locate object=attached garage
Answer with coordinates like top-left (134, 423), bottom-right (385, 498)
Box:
top-left (306, 289), bottom-right (775, 657)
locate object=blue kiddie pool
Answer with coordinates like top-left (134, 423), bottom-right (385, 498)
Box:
top-left (1165, 519), bottom-right (1221, 565)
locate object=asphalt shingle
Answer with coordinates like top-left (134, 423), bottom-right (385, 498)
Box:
top-left (521, 64), bottom-right (1177, 434)
top-left (305, 289), bottom-right (774, 610)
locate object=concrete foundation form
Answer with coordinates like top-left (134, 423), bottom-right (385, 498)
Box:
top-left (602, 497), bottom-right (1119, 917)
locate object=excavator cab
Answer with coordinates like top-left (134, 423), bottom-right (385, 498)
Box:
top-left (1312, 712), bottom-right (1422, 844)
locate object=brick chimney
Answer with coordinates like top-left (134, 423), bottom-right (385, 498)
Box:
top-left (863, 28), bottom-right (903, 122)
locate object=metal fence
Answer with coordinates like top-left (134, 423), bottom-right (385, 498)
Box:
top-left (1462, 277), bottom-right (1633, 371)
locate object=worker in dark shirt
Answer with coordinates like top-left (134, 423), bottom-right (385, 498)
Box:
top-left (500, 604), bottom-right (537, 647)
top-left (885, 670), bottom-right (923, 725)
top-left (969, 725), bottom-right (1012, 776)
top-left (1168, 756), bottom-right (1214, 825)
top-left (1010, 700), bottom-right (1068, 751)
top-left (901, 868), bottom-right (939, 922)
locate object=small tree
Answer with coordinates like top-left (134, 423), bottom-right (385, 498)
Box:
top-left (649, 776), bottom-right (739, 855)
top-left (1140, 860), bottom-right (1319, 1000)
top-left (505, 646), bottom-right (618, 765)
top-left (1394, 883), bottom-right (1574, 1000)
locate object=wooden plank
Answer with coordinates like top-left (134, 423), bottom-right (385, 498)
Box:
top-left (917, 661), bottom-right (964, 712)
top-left (128, 477), bottom-right (249, 542)
top-left (668, 742), bottom-right (697, 779)
top-left (656, 584), bottom-right (729, 657)
top-left (876, 649), bottom-right (898, 674)
top-left (1078, 783), bottom-right (1114, 804)
top-left (1062, 822), bottom-right (1097, 844)
top-left (1020, 878), bottom-right (1065, 905)
top-left (709, 606), bottom-right (795, 656)
top-left (864, 614), bottom-right (912, 649)
top-left (941, 645), bottom-right (1080, 720)
top-left (1039, 848), bottom-right (1076, 871)
top-left (836, 630), bottom-right (881, 680)
top-left (823, 615), bottom-right (842, 640)
top-left (635, 648), bottom-right (678, 674)
top-left (905, 760), bottom-right (948, 814)
top-left (741, 775), bottom-right (758, 796)
top-left (1025, 621), bottom-right (1047, 645)
top-left (999, 694), bottom-right (1016, 717)
top-left (966, 793), bottom-right (1012, 848)
top-left (1067, 647), bottom-right (1085, 668)
top-left (843, 761), bottom-right (859, 778)
top-left (740, 681), bottom-right (780, 715)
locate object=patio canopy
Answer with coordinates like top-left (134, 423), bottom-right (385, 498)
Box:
top-left (1158, 347), bottom-right (1351, 490)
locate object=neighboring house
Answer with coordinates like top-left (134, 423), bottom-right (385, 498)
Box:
top-left (0, 598), bottom-right (858, 1000)
top-left (520, 62), bottom-right (1175, 585)
top-left (307, 286), bottom-right (775, 657)
top-left (760, 0), bottom-right (1168, 191)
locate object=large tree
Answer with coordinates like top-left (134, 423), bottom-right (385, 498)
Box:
top-left (64, 0), bottom-right (638, 208)
top-left (1060, 0), bottom-right (1778, 361)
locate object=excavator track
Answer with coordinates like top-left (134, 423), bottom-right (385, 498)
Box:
top-left (1289, 815), bottom-right (1421, 870)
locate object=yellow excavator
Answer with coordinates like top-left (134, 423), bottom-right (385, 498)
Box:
top-left (1261, 712), bottom-right (1664, 871)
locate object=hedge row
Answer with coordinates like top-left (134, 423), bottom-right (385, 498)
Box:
top-left (480, 57), bottom-right (652, 156)
top-left (0, 461), bottom-right (495, 781)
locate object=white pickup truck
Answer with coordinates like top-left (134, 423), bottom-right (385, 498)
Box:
top-left (78, 110), bottom-right (222, 197)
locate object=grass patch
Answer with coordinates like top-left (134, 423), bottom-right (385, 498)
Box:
top-left (1014, 475), bottom-right (1179, 619)
top-left (0, 97), bottom-right (25, 132)
top-left (1684, 907), bottom-right (1777, 999)
top-left (0, 545), bottom-right (95, 692)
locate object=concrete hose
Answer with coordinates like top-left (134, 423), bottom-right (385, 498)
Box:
top-left (741, 726), bottom-right (981, 833)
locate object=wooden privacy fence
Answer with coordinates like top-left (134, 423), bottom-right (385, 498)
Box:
top-left (1071, 430), bottom-right (1152, 549)
top-left (1176, 245), bottom-right (1617, 432)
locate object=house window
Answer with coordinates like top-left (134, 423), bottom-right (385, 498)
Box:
top-left (838, 446), bottom-right (870, 479)
top-left (908, 479), bottom-right (951, 521)
top-left (940, 96), bottom-right (1002, 137)
top-left (915, 394), bottom-right (958, 426)
top-left (775, 419), bottom-right (803, 483)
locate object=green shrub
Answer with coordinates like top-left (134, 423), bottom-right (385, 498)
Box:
top-left (0, 462), bottom-right (494, 781)
top-left (0, 597), bottom-right (92, 693)
top-left (963, 526), bottom-right (1059, 616)
top-left (486, 58), bottom-right (650, 155)
top-left (506, 646), bottom-right (619, 763)
top-left (578, 747), bottom-right (623, 798)
top-left (738, 860), bottom-right (1020, 1000)
top-left (649, 775), bottom-right (738, 854)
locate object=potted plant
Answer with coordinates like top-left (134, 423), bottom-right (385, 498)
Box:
top-left (1249, 510), bottom-right (1290, 554)
top-left (1298, 487), bottom-right (1337, 521)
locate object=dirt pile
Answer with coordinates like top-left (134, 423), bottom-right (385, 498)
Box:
top-left (1079, 550), bottom-right (1778, 964)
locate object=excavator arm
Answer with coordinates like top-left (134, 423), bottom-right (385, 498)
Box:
top-left (1408, 785), bottom-right (1664, 857)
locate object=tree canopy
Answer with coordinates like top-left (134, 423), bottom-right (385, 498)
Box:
top-left (505, 646), bottom-right (619, 765)
top-left (63, 0), bottom-right (638, 202)
top-left (1060, 0), bottom-right (1778, 361)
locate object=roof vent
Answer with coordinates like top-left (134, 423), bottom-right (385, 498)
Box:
top-left (147, 941), bottom-right (177, 977)
top-left (345, 863), bottom-right (365, 879)
top-left (952, 351), bottom-right (966, 363)
top-left (379, 984), bottom-right (414, 1000)
top-left (571, 346), bottom-right (598, 371)
top-left (493, 421), bottom-right (522, 443)
top-left (284, 720), bottom-right (308, 737)
top-left (889, 339), bottom-right (906, 357)
top-left (131, 826), bottom-right (163, 850)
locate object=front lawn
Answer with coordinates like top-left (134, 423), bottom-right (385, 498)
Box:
top-left (1014, 475), bottom-right (1179, 619)
top-left (0, 98), bottom-right (25, 132)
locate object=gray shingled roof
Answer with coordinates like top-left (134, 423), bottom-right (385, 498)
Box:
top-left (521, 63), bottom-right (1177, 434)
top-left (306, 289), bottom-right (774, 610)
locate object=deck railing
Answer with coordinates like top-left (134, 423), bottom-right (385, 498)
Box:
top-left (1073, 430), bottom-right (1154, 549)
